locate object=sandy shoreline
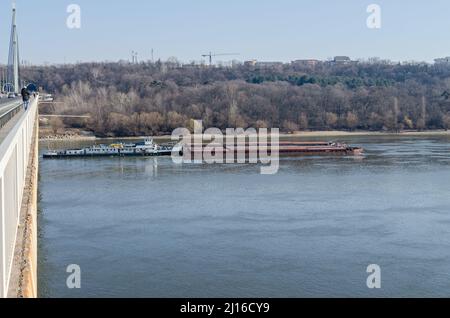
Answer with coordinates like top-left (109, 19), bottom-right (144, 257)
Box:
top-left (39, 129), bottom-right (450, 142)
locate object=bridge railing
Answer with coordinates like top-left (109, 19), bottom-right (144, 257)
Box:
top-left (0, 97), bottom-right (38, 297)
top-left (0, 101), bottom-right (23, 130)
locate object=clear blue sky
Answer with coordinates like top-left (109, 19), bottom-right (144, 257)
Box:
top-left (1, 0), bottom-right (450, 64)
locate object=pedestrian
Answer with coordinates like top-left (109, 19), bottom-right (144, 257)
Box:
top-left (21, 87), bottom-right (30, 111)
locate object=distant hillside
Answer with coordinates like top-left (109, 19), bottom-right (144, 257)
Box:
top-left (21, 61), bottom-right (450, 136)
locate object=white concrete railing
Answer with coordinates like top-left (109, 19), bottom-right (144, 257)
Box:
top-left (0, 97), bottom-right (37, 297)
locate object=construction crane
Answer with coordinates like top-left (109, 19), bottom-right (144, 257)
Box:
top-left (201, 52), bottom-right (240, 66)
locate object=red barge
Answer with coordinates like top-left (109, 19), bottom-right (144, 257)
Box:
top-left (184, 141), bottom-right (364, 156)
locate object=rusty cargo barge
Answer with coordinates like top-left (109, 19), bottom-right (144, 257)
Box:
top-left (184, 141), bottom-right (364, 156)
top-left (43, 139), bottom-right (363, 159)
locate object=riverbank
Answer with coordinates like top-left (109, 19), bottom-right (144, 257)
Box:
top-left (287, 130), bottom-right (450, 137)
top-left (39, 128), bottom-right (450, 142)
top-left (39, 127), bottom-right (96, 141)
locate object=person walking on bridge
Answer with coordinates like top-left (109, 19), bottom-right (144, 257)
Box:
top-left (21, 87), bottom-right (30, 111)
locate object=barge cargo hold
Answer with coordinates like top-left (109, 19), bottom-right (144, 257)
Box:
top-left (184, 141), bottom-right (364, 156)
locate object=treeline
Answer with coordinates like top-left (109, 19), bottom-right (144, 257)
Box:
top-left (21, 60), bottom-right (450, 136)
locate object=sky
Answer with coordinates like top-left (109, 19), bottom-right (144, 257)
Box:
top-left (0, 0), bottom-right (450, 65)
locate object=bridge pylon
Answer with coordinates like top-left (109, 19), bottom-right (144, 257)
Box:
top-left (7, 1), bottom-right (20, 94)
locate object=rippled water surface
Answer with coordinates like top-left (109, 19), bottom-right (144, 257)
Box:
top-left (38, 136), bottom-right (450, 297)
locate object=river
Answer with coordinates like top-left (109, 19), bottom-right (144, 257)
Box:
top-left (37, 135), bottom-right (450, 297)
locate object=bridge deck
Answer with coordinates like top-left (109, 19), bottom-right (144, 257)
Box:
top-left (0, 102), bottom-right (24, 144)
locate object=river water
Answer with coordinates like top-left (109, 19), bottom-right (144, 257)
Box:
top-left (38, 135), bottom-right (450, 298)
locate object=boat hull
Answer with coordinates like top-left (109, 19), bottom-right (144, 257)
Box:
top-left (43, 151), bottom-right (173, 159)
top-left (43, 140), bottom-right (364, 159)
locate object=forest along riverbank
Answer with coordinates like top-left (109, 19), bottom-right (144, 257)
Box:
top-left (26, 61), bottom-right (450, 138)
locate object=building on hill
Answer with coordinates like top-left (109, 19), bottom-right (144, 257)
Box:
top-left (244, 60), bottom-right (257, 67)
top-left (434, 57), bottom-right (450, 65)
top-left (244, 60), bottom-right (284, 69)
top-left (255, 61), bottom-right (284, 68)
top-left (333, 56), bottom-right (351, 64)
top-left (291, 59), bottom-right (320, 68)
